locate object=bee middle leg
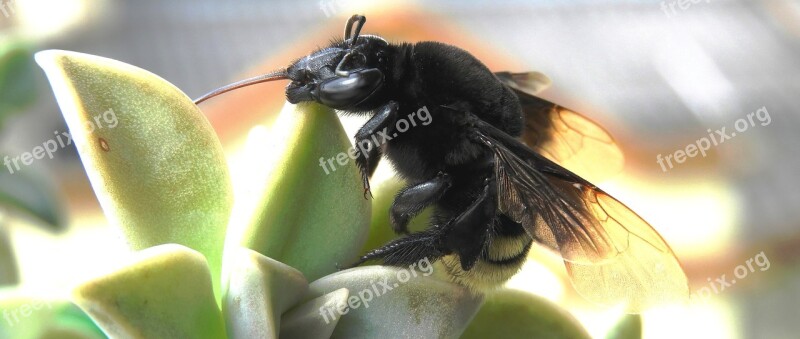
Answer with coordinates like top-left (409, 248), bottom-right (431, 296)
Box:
top-left (390, 172), bottom-right (452, 234)
top-left (354, 175), bottom-right (495, 271)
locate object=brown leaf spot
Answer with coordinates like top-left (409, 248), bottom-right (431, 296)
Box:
top-left (99, 138), bottom-right (110, 152)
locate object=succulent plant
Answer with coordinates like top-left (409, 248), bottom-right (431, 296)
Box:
top-left (0, 50), bottom-right (639, 338)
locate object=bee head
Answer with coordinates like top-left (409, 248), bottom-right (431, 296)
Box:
top-left (286, 15), bottom-right (388, 110)
top-left (193, 14), bottom-right (389, 109)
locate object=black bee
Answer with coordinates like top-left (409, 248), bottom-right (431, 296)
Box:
top-left (196, 15), bottom-right (688, 311)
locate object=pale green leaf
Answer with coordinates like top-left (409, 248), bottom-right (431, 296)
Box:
top-left (462, 289), bottom-right (591, 339)
top-left (280, 288), bottom-right (350, 339)
top-left (229, 102), bottom-right (370, 282)
top-left (605, 314), bottom-right (642, 339)
top-left (0, 291), bottom-right (60, 339)
top-left (72, 244), bottom-right (226, 339)
top-left (0, 292), bottom-right (102, 339)
top-left (40, 303), bottom-right (105, 339)
top-left (36, 50), bottom-right (233, 300)
top-left (307, 266), bottom-right (483, 338)
top-left (224, 248), bottom-right (308, 339)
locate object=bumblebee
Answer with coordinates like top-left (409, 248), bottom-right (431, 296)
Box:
top-left (196, 15), bottom-right (688, 311)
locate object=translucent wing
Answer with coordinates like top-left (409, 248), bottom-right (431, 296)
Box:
top-left (497, 71), bottom-right (624, 182)
top-left (495, 71), bottom-right (552, 95)
top-left (472, 119), bottom-right (688, 312)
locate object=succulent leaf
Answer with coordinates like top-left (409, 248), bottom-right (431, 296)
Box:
top-left (230, 102), bottom-right (370, 282)
top-left (36, 50), bottom-right (233, 300)
top-left (72, 244), bottom-right (226, 339)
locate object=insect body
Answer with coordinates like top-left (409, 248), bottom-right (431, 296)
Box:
top-left (196, 15), bottom-right (688, 311)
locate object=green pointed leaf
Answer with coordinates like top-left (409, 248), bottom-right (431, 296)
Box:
top-left (0, 40), bottom-right (37, 126)
top-left (306, 266), bottom-right (483, 338)
top-left (0, 222), bottom-right (17, 285)
top-left (605, 314), bottom-right (642, 339)
top-left (224, 248), bottom-right (308, 339)
top-left (280, 288), bottom-right (349, 339)
top-left (0, 169), bottom-right (64, 230)
top-left (72, 244), bottom-right (226, 339)
top-left (462, 289), bottom-right (591, 339)
top-left (35, 50), bottom-right (233, 299)
top-left (229, 102), bottom-right (370, 282)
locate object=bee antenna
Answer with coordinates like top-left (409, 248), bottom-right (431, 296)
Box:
top-left (194, 69), bottom-right (289, 105)
top-left (344, 14), bottom-right (366, 48)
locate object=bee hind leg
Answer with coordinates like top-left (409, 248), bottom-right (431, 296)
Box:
top-left (441, 179), bottom-right (495, 271)
top-left (349, 227), bottom-right (447, 268)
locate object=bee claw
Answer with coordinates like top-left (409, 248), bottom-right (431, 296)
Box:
top-left (361, 172), bottom-right (373, 199)
top-left (347, 256), bottom-right (370, 269)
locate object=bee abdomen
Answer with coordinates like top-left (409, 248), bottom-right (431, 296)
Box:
top-left (481, 234), bottom-right (533, 266)
top-left (436, 217), bottom-right (533, 292)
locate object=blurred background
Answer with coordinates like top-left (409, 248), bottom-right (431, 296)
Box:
top-left (1, 0), bottom-right (799, 338)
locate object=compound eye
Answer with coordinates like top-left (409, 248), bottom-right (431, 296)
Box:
top-left (317, 68), bottom-right (384, 109)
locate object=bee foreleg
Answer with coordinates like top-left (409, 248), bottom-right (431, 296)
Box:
top-left (354, 101), bottom-right (399, 198)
